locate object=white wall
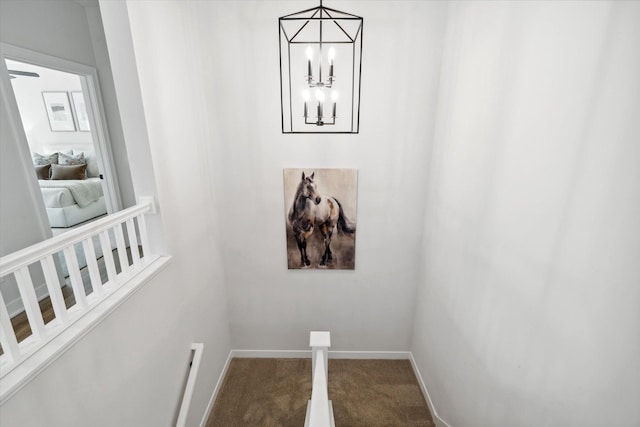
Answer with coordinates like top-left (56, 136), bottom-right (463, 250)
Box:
top-left (104, 1), bottom-right (233, 425)
top-left (0, 0), bottom-right (135, 207)
top-left (2, 1), bottom-right (638, 426)
top-left (411, 2), bottom-right (640, 426)
top-left (0, 263), bottom-right (231, 427)
top-left (0, 2), bottom-right (232, 426)
top-left (7, 59), bottom-right (93, 154)
top-left (84, 2), bottom-right (136, 208)
top-left (128, 0), bottom-right (445, 352)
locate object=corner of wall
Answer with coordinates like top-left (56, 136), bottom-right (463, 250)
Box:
top-left (409, 353), bottom-right (452, 427)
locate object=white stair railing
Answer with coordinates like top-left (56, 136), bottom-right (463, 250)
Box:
top-left (0, 200), bottom-right (155, 376)
top-left (175, 343), bottom-right (204, 427)
top-left (305, 331), bottom-right (335, 427)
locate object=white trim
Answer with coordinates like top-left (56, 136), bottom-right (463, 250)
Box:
top-left (176, 343), bottom-right (204, 427)
top-left (329, 351), bottom-right (411, 360)
top-left (230, 349), bottom-right (412, 360)
top-left (0, 255), bottom-right (171, 405)
top-left (0, 42), bottom-right (122, 215)
top-left (199, 350), bottom-right (234, 427)
top-left (80, 68), bottom-right (122, 213)
top-left (0, 51), bottom-right (51, 240)
top-left (409, 353), bottom-right (452, 427)
top-left (1, 202), bottom-right (151, 276)
top-left (231, 349), bottom-right (311, 359)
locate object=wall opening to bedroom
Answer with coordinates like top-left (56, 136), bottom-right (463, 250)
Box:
top-left (5, 58), bottom-right (109, 233)
top-left (1, 49), bottom-right (139, 348)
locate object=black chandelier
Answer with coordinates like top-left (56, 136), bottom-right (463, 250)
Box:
top-left (279, 1), bottom-right (363, 134)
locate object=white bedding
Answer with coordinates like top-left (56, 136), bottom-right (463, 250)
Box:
top-left (40, 186), bottom-right (76, 208)
top-left (39, 178), bottom-right (104, 208)
top-left (39, 178), bottom-right (107, 228)
top-left (46, 198), bottom-right (107, 228)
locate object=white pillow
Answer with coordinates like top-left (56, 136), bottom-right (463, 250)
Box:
top-left (58, 152), bottom-right (85, 165)
top-left (32, 152), bottom-right (58, 165)
top-left (72, 150), bottom-right (101, 178)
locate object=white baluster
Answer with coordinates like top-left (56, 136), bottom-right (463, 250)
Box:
top-left (0, 201), bottom-right (161, 377)
top-left (137, 214), bottom-right (150, 260)
top-left (40, 256), bottom-right (68, 323)
top-left (99, 230), bottom-right (117, 283)
top-left (125, 218), bottom-right (141, 267)
top-left (0, 288), bottom-right (20, 363)
top-left (14, 268), bottom-right (47, 341)
top-left (62, 247), bottom-right (88, 310)
top-left (114, 223), bottom-right (129, 275)
top-left (81, 238), bottom-right (103, 298)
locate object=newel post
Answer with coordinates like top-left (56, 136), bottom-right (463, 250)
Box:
top-left (310, 331), bottom-right (331, 382)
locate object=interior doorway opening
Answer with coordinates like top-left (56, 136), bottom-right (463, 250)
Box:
top-left (0, 45), bottom-right (134, 338)
top-left (1, 43), bottom-right (122, 237)
top-left (6, 58), bottom-right (110, 233)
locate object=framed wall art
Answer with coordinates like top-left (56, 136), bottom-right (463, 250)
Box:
top-left (71, 91), bottom-right (91, 132)
top-left (284, 168), bottom-right (357, 270)
top-left (42, 91), bottom-right (75, 132)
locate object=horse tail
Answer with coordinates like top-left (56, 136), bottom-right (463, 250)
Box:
top-left (334, 198), bottom-right (355, 234)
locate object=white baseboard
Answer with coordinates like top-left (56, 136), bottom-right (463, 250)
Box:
top-left (409, 353), bottom-right (452, 427)
top-left (199, 350), bottom-right (234, 427)
top-left (201, 349), bottom-right (451, 427)
top-left (329, 351), bottom-right (411, 360)
top-left (231, 349), bottom-right (412, 360)
top-left (231, 349), bottom-right (311, 358)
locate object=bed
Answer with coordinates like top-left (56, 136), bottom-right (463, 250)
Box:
top-left (39, 178), bottom-right (107, 228)
top-left (33, 151), bottom-right (107, 228)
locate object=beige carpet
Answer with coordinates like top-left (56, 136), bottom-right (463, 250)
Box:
top-left (206, 358), bottom-right (435, 427)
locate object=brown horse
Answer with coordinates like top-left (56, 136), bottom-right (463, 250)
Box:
top-left (288, 171), bottom-right (354, 267)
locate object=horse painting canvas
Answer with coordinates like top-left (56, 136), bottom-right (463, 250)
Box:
top-left (284, 168), bottom-right (357, 270)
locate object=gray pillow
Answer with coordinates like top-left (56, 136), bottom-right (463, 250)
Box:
top-left (35, 164), bottom-right (51, 180)
top-left (51, 164), bottom-right (87, 180)
top-left (32, 152), bottom-right (58, 165)
top-left (58, 152), bottom-right (86, 165)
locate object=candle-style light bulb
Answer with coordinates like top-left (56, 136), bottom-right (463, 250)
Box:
top-left (328, 47), bottom-right (335, 82)
top-left (315, 89), bottom-right (324, 121)
top-left (331, 91), bottom-right (338, 118)
top-left (303, 90), bottom-right (310, 118)
top-left (306, 46), bottom-right (313, 80)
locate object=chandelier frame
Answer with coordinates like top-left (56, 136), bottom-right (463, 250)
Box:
top-left (279, 1), bottom-right (363, 134)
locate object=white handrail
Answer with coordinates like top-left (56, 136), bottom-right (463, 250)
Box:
top-left (0, 200), bottom-right (154, 375)
top-left (306, 331), bottom-right (334, 427)
top-left (176, 343), bottom-right (204, 427)
top-left (0, 201), bottom-right (151, 276)
top-left (309, 349), bottom-right (331, 427)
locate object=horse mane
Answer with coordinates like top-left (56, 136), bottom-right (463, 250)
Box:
top-left (290, 177), bottom-right (312, 221)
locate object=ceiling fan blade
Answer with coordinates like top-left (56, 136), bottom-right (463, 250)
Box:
top-left (7, 69), bottom-right (40, 78)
